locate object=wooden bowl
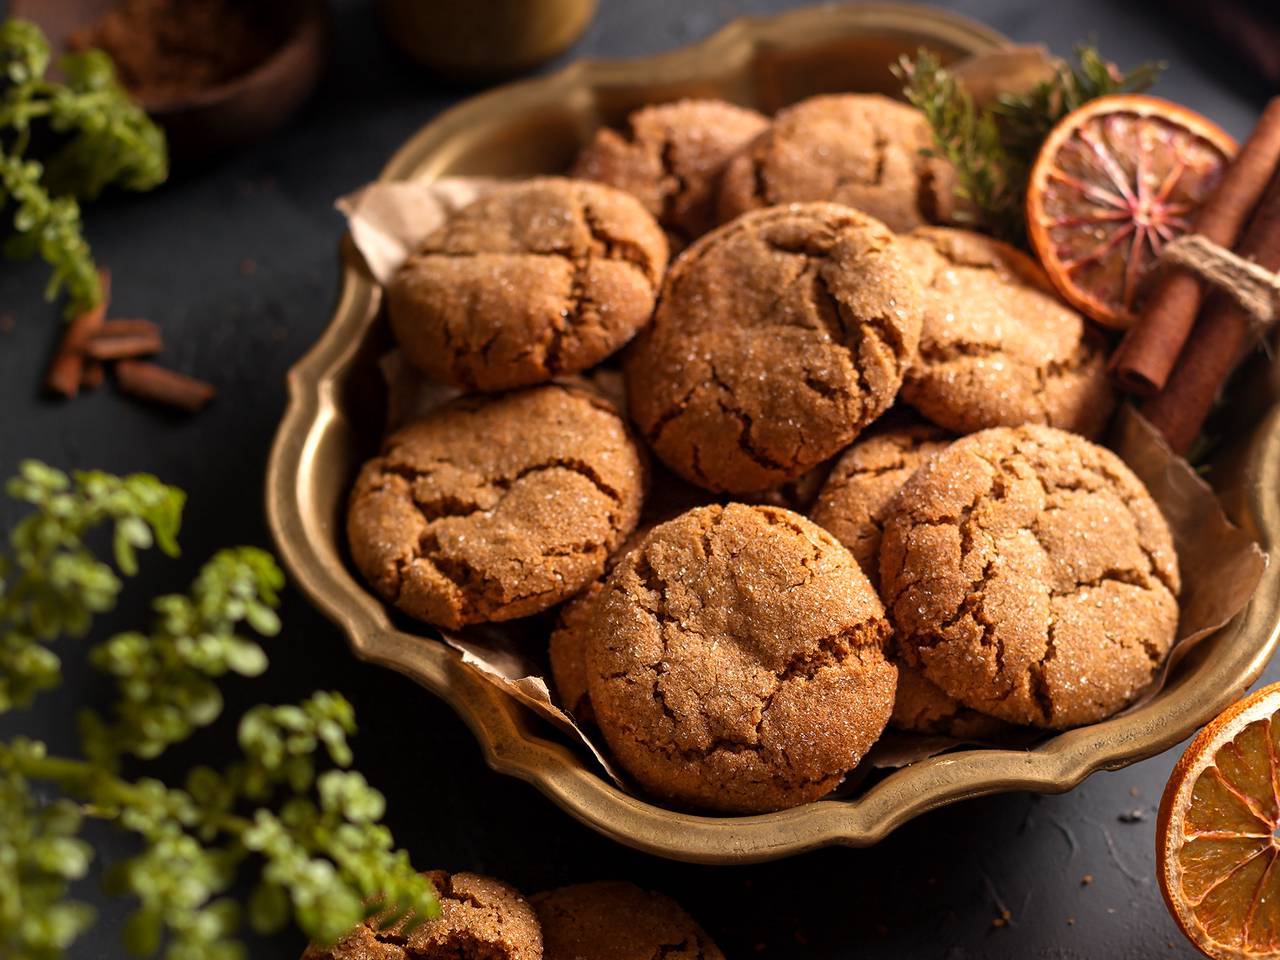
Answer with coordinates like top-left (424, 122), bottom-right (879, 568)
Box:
top-left (12, 0), bottom-right (329, 159)
top-left (265, 3), bottom-right (1280, 863)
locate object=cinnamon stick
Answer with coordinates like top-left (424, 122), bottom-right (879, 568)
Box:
top-left (1111, 97), bottom-right (1280, 396)
top-left (115, 361), bottom-right (216, 413)
top-left (96, 318), bottom-right (160, 339)
top-left (85, 321), bottom-right (163, 360)
top-left (81, 360), bottom-right (105, 390)
top-left (1142, 166), bottom-right (1280, 454)
top-left (43, 270), bottom-right (110, 397)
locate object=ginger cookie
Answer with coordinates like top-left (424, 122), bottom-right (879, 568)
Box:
top-left (880, 425), bottom-right (1180, 729)
top-left (717, 94), bottom-right (954, 232)
top-left (572, 98), bottom-right (769, 244)
top-left (897, 227), bottom-right (1115, 437)
top-left (586, 503), bottom-right (896, 813)
top-left (549, 526), bottom-right (652, 723)
top-left (534, 882), bottom-right (723, 960)
top-left (549, 581), bottom-right (603, 722)
top-left (890, 662), bottom-right (1012, 739)
top-left (347, 384), bottom-right (645, 630)
top-left (626, 203), bottom-right (923, 494)
top-left (387, 177), bottom-right (668, 391)
top-left (809, 416), bottom-right (951, 586)
top-left (302, 870), bottom-right (541, 960)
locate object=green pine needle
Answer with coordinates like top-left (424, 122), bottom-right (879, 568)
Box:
top-left (894, 43), bottom-right (1164, 245)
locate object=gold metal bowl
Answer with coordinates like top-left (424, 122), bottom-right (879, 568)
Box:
top-left (265, 3), bottom-right (1280, 863)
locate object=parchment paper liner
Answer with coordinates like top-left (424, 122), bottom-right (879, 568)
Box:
top-left (336, 101), bottom-right (1268, 800)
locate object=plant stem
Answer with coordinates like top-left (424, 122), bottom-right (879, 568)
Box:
top-left (6, 747), bottom-right (252, 835)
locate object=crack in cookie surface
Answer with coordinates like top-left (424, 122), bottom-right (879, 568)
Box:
top-left (809, 419), bottom-right (952, 587)
top-left (387, 177), bottom-right (668, 392)
top-left (717, 94), bottom-right (949, 232)
top-left (304, 870), bottom-right (541, 960)
top-left (584, 502), bottom-right (895, 813)
top-left (898, 226), bottom-right (1115, 437)
top-left (571, 99), bottom-right (768, 244)
top-left (347, 385), bottom-right (645, 631)
top-left (880, 424), bottom-right (1180, 729)
top-left (626, 203), bottom-right (922, 494)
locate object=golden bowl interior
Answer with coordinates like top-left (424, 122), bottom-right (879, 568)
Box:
top-left (265, 2), bottom-right (1280, 863)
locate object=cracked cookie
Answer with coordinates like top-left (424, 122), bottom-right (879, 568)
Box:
top-left (533, 882), bottom-right (723, 960)
top-left (717, 94), bottom-right (954, 231)
top-left (549, 581), bottom-right (603, 722)
top-left (626, 202), bottom-right (923, 494)
top-left (880, 425), bottom-right (1180, 729)
top-left (302, 870), bottom-right (542, 960)
top-left (897, 227), bottom-right (1115, 437)
top-left (572, 99), bottom-right (769, 246)
top-left (387, 177), bottom-right (668, 392)
top-left (585, 502), bottom-right (896, 813)
top-left (890, 661), bottom-right (1013, 739)
top-left (810, 416), bottom-right (951, 586)
top-left (347, 384), bottom-right (645, 630)
top-left (549, 526), bottom-right (653, 723)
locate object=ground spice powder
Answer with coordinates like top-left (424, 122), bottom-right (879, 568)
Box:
top-left (71, 0), bottom-right (278, 102)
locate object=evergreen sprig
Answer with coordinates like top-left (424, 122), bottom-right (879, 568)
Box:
top-left (0, 463), bottom-right (437, 960)
top-left (895, 44), bottom-right (1164, 244)
top-left (0, 18), bottom-right (168, 317)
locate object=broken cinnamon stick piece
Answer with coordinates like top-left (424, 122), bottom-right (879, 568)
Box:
top-left (81, 360), bottom-right (105, 390)
top-left (86, 328), bottom-right (164, 360)
top-left (43, 269), bottom-right (110, 398)
top-left (97, 318), bottom-right (160, 339)
top-left (115, 361), bottom-right (216, 413)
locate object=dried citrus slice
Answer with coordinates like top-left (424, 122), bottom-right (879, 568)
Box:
top-left (1158, 682), bottom-right (1280, 958)
top-left (1026, 94), bottom-right (1236, 329)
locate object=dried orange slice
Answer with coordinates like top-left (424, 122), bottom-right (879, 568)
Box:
top-left (1026, 94), bottom-right (1235, 329)
top-left (1158, 682), bottom-right (1280, 958)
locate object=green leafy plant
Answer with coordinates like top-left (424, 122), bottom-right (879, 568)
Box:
top-left (894, 44), bottom-right (1164, 244)
top-left (0, 18), bottom-right (168, 317)
top-left (0, 462), bottom-right (437, 960)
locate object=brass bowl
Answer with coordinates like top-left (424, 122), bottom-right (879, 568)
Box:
top-left (265, 3), bottom-right (1280, 863)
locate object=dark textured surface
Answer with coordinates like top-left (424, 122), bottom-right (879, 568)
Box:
top-left (0, 1), bottom-right (1270, 957)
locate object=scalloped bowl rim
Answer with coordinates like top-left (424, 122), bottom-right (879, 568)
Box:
top-left (265, 3), bottom-right (1280, 863)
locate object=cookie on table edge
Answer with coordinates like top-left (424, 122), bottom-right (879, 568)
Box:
top-left (534, 882), bottom-right (723, 960)
top-left (302, 870), bottom-right (541, 960)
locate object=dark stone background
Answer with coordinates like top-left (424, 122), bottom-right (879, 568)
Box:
top-left (0, 1), bottom-right (1273, 957)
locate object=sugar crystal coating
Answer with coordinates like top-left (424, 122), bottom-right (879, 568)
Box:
top-left (586, 502), bottom-right (896, 813)
top-left (718, 93), bottom-right (955, 231)
top-left (573, 98), bottom-right (769, 244)
top-left (898, 227), bottom-right (1114, 437)
top-left (880, 424), bottom-right (1180, 729)
top-left (348, 384), bottom-right (645, 630)
top-left (627, 202), bottom-right (923, 494)
top-left (388, 177), bottom-right (668, 391)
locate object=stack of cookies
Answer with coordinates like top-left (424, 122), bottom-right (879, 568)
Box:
top-left (346, 93), bottom-right (1181, 815)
